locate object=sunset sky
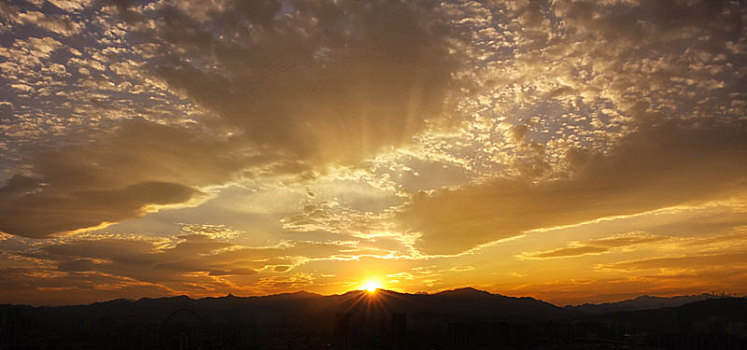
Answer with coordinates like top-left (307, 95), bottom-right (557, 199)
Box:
top-left (0, 0), bottom-right (745, 306)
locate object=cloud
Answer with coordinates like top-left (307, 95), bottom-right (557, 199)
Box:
top-left (37, 235), bottom-right (251, 283)
top-left (520, 232), bottom-right (667, 259)
top-left (15, 11), bottom-right (83, 36)
top-left (0, 4), bottom-right (83, 36)
top-left (0, 179), bottom-right (198, 237)
top-left (0, 266), bottom-right (176, 305)
top-left (47, 0), bottom-right (91, 12)
top-left (130, 0), bottom-right (465, 165)
top-left (0, 0), bottom-right (745, 303)
top-left (526, 246), bottom-right (609, 259)
top-left (601, 251), bottom-right (747, 272)
top-left (399, 119), bottom-right (747, 255)
top-left (553, 0), bottom-right (743, 46)
top-left (0, 0), bottom-right (467, 239)
top-left (0, 119), bottom-right (248, 238)
top-left (0, 229), bottom-right (373, 303)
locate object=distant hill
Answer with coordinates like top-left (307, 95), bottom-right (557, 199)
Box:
top-left (3, 289), bottom-right (734, 322)
top-left (580, 298), bottom-right (747, 334)
top-left (2, 290), bottom-right (745, 349)
top-left (0, 288), bottom-right (568, 330)
top-left (566, 293), bottom-right (715, 314)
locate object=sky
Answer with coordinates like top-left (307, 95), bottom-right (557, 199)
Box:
top-left (0, 0), bottom-right (745, 306)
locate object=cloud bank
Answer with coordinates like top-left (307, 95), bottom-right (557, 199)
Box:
top-left (401, 120), bottom-right (747, 254)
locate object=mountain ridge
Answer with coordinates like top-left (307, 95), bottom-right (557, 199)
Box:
top-left (565, 292), bottom-right (719, 314)
top-left (1, 288), bottom-right (734, 310)
top-left (2, 289), bottom-right (745, 349)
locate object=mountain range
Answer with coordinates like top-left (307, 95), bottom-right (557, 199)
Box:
top-left (1, 288), bottom-right (745, 349)
top-left (565, 293), bottom-right (717, 314)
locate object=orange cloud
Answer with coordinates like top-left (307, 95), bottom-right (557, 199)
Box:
top-left (520, 232), bottom-right (668, 259)
top-left (399, 120), bottom-right (747, 254)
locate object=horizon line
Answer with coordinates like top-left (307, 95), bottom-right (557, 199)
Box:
top-left (3, 287), bottom-right (736, 308)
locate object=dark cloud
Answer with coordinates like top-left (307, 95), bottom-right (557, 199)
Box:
top-left (400, 119), bottom-right (747, 254)
top-left (0, 119), bottom-right (246, 238)
top-left (0, 179), bottom-right (197, 237)
top-left (136, 0), bottom-right (464, 165)
top-left (37, 235), bottom-right (247, 283)
top-left (555, 0), bottom-right (743, 44)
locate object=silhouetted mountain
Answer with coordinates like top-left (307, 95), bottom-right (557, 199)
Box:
top-left (582, 297), bottom-right (747, 329)
top-left (1, 290), bottom-right (745, 349)
top-left (567, 293), bottom-right (715, 314)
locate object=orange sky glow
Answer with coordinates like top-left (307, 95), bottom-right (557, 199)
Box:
top-left (0, 0), bottom-right (745, 306)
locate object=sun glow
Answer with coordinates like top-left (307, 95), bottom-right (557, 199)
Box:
top-left (361, 279), bottom-right (382, 293)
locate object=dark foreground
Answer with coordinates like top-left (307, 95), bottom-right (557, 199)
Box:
top-left (1, 288), bottom-right (745, 349)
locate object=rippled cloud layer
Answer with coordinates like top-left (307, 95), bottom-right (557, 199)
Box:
top-left (0, 0), bottom-right (745, 305)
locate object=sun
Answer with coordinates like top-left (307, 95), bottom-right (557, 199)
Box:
top-left (361, 279), bottom-right (382, 293)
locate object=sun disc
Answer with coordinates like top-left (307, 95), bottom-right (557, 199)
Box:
top-left (362, 279), bottom-right (381, 292)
